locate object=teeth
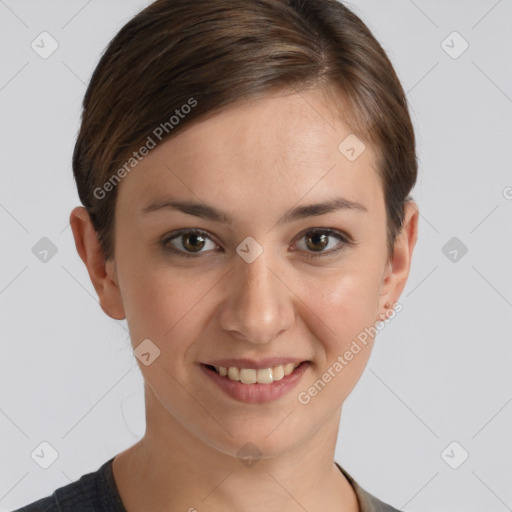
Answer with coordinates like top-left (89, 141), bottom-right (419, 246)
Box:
top-left (240, 369), bottom-right (257, 384)
top-left (212, 362), bottom-right (302, 384)
top-left (256, 368), bottom-right (272, 384)
top-left (227, 367), bottom-right (239, 381)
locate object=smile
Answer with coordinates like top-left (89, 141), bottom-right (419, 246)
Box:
top-left (200, 361), bottom-right (310, 403)
top-left (207, 362), bottom-right (302, 384)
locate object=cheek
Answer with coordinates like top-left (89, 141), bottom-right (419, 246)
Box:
top-left (120, 248), bottom-right (384, 335)
top-left (119, 263), bottom-right (219, 370)
top-left (293, 269), bottom-right (382, 410)
top-left (303, 254), bottom-right (384, 331)
top-left (295, 255), bottom-right (385, 393)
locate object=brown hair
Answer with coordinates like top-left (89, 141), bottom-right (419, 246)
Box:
top-left (72, 0), bottom-right (417, 261)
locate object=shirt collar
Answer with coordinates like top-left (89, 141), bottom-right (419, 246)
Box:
top-left (335, 462), bottom-right (402, 512)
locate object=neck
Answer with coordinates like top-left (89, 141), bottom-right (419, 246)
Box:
top-left (112, 385), bottom-right (359, 512)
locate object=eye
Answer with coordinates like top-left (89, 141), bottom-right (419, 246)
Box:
top-left (293, 228), bottom-right (353, 259)
top-left (161, 229), bottom-right (219, 258)
top-left (160, 228), bottom-right (354, 258)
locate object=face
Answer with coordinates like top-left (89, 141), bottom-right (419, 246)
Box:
top-left (73, 86), bottom-right (417, 460)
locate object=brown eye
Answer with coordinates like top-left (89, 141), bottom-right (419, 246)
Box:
top-left (295, 228), bottom-right (353, 258)
top-left (161, 229), bottom-right (218, 257)
top-left (161, 227), bottom-right (353, 260)
top-left (304, 231), bottom-right (330, 252)
top-left (181, 232), bottom-right (206, 252)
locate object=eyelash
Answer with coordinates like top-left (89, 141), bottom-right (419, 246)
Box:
top-left (160, 228), bottom-right (354, 260)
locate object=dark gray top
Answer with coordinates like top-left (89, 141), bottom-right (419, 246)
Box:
top-left (11, 458), bottom-right (403, 511)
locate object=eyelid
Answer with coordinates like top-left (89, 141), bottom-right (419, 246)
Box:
top-left (160, 227), bottom-right (354, 258)
top-left (291, 228), bottom-right (354, 259)
top-left (160, 228), bottom-right (220, 258)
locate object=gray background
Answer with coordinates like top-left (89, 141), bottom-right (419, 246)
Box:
top-left (1, 1), bottom-right (511, 510)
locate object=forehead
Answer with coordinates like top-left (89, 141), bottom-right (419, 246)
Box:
top-left (116, 87), bottom-right (382, 218)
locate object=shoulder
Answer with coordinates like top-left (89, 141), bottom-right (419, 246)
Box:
top-left (335, 462), bottom-right (404, 512)
top-left (9, 493), bottom-right (59, 512)
top-left (9, 457), bottom-right (123, 512)
top-left (9, 473), bottom-right (97, 512)
top-left (352, 483), bottom-right (404, 512)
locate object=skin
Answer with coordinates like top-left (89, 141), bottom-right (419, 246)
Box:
top-left (70, 86), bottom-right (418, 512)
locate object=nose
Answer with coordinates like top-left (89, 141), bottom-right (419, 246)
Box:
top-left (217, 247), bottom-right (294, 344)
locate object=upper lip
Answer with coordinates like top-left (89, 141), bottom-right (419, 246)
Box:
top-left (202, 358), bottom-right (309, 370)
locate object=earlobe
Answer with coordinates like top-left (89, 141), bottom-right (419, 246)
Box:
top-left (378, 201), bottom-right (419, 311)
top-left (69, 206), bottom-right (126, 320)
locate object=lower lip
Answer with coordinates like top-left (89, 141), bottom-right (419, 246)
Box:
top-left (199, 362), bottom-right (310, 404)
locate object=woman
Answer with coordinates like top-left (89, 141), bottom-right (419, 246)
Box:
top-left (14, 0), bottom-right (418, 510)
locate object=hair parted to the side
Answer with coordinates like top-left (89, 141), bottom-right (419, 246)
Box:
top-left (72, 0), bottom-right (417, 261)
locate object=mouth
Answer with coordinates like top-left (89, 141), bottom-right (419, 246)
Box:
top-left (199, 361), bottom-right (311, 403)
top-left (201, 361), bottom-right (309, 385)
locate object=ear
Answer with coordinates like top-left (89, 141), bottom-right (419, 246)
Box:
top-left (69, 206), bottom-right (126, 320)
top-left (378, 200), bottom-right (419, 311)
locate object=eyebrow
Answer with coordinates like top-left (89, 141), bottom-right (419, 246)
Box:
top-left (140, 196), bottom-right (367, 226)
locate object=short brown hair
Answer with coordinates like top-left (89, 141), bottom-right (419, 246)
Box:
top-left (72, 0), bottom-right (417, 261)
